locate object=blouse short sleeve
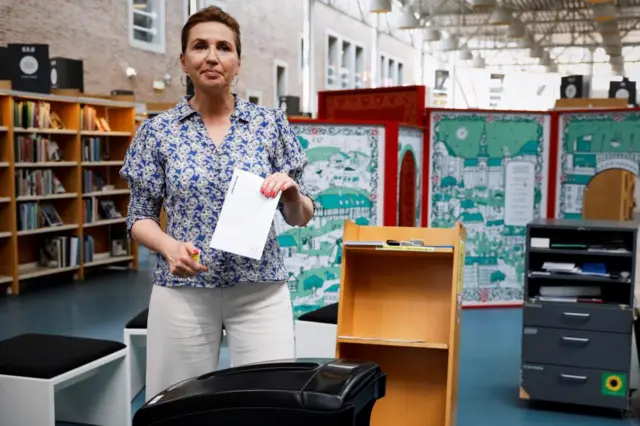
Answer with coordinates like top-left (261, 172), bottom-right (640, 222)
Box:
top-left (119, 120), bottom-right (165, 237)
top-left (271, 108), bottom-right (315, 217)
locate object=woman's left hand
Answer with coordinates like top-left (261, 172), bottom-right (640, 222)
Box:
top-left (261, 172), bottom-right (300, 202)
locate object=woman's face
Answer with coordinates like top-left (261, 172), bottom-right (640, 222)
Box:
top-left (181, 22), bottom-right (241, 93)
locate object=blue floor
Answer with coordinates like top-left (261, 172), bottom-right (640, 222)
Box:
top-left (0, 249), bottom-right (637, 425)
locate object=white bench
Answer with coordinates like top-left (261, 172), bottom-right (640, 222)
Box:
top-left (0, 333), bottom-right (130, 426)
top-left (124, 309), bottom-right (148, 399)
top-left (294, 304), bottom-right (338, 359)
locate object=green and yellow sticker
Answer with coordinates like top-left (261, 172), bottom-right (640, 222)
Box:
top-left (601, 372), bottom-right (627, 397)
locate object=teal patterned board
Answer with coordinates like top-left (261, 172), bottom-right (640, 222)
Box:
top-left (428, 112), bottom-right (551, 306)
top-left (556, 111), bottom-right (640, 220)
top-left (280, 124), bottom-right (386, 319)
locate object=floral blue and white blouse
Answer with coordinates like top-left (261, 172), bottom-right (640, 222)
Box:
top-left (120, 94), bottom-right (312, 288)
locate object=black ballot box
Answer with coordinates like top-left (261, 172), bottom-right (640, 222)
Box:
top-left (133, 359), bottom-right (386, 426)
top-left (7, 43), bottom-right (51, 93)
top-left (50, 57), bottom-right (84, 92)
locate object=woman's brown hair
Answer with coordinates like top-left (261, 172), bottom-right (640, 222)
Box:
top-left (181, 6), bottom-right (242, 58)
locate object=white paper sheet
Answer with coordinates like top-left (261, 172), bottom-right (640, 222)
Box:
top-left (209, 168), bottom-right (282, 260)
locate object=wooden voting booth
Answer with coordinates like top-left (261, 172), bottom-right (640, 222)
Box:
top-left (336, 220), bottom-right (466, 426)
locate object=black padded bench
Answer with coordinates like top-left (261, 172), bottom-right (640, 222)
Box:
top-left (0, 333), bottom-right (129, 425)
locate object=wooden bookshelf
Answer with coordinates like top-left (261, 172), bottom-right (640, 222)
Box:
top-left (0, 90), bottom-right (138, 295)
top-left (336, 220), bottom-right (466, 426)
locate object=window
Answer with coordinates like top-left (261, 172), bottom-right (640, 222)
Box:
top-left (274, 61), bottom-right (288, 107)
top-left (379, 54), bottom-right (404, 87)
top-left (325, 32), bottom-right (364, 90)
top-left (246, 91), bottom-right (262, 106)
top-left (129, 0), bottom-right (166, 53)
top-left (187, 0), bottom-right (225, 17)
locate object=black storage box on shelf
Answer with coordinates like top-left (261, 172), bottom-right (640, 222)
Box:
top-left (0, 46), bottom-right (10, 80)
top-left (7, 43), bottom-right (51, 94)
top-left (50, 57), bottom-right (84, 92)
top-left (609, 77), bottom-right (637, 106)
top-left (133, 359), bottom-right (386, 426)
top-left (560, 75), bottom-right (590, 99)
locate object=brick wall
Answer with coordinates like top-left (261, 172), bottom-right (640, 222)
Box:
top-left (0, 0), bottom-right (185, 103)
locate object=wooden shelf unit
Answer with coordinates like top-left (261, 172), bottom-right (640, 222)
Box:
top-left (336, 220), bottom-right (466, 426)
top-left (0, 90), bottom-right (138, 295)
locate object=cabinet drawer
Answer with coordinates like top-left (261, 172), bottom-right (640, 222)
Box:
top-left (522, 327), bottom-right (631, 371)
top-left (523, 302), bottom-right (632, 334)
top-left (521, 363), bottom-right (630, 410)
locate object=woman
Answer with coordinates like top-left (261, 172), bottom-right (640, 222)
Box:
top-left (120, 6), bottom-right (315, 399)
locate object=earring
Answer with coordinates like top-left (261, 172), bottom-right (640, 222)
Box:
top-left (181, 74), bottom-right (188, 86)
top-left (232, 75), bottom-right (239, 87)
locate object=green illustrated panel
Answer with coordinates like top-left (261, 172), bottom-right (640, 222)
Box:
top-left (428, 112), bottom-right (550, 306)
top-left (398, 127), bottom-right (424, 226)
top-left (556, 111), bottom-right (640, 219)
top-left (281, 124), bottom-right (385, 319)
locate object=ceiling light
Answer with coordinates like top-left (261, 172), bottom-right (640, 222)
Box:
top-left (610, 55), bottom-right (624, 66)
top-left (529, 45), bottom-right (543, 58)
top-left (397, 6), bottom-right (421, 29)
top-left (369, 0), bottom-right (392, 13)
top-left (507, 20), bottom-right (525, 38)
top-left (437, 36), bottom-right (459, 51)
top-left (592, 4), bottom-right (617, 21)
top-left (602, 34), bottom-right (621, 46)
top-left (606, 45), bottom-right (622, 56)
top-left (518, 33), bottom-right (534, 48)
top-left (459, 49), bottom-right (473, 60)
top-left (423, 27), bottom-right (441, 42)
top-left (489, 6), bottom-right (512, 25)
top-left (597, 21), bottom-right (618, 34)
top-left (471, 55), bottom-right (485, 68)
top-left (539, 52), bottom-right (551, 67)
top-left (467, 0), bottom-right (496, 7)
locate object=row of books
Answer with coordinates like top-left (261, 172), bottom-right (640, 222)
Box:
top-left (81, 106), bottom-right (111, 132)
top-left (39, 235), bottom-right (80, 268)
top-left (13, 101), bottom-right (65, 130)
top-left (15, 135), bottom-right (63, 163)
top-left (83, 170), bottom-right (107, 193)
top-left (16, 169), bottom-right (66, 197)
top-left (18, 202), bottom-right (63, 231)
top-left (82, 137), bottom-right (110, 162)
top-left (83, 198), bottom-right (122, 223)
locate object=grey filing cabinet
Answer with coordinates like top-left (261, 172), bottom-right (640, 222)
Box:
top-left (521, 218), bottom-right (637, 418)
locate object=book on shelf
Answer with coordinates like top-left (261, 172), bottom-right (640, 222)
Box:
top-left (16, 169), bottom-right (65, 196)
top-left (83, 169), bottom-right (105, 192)
top-left (39, 235), bottom-right (80, 268)
top-left (83, 198), bottom-right (122, 223)
top-left (18, 202), bottom-right (64, 231)
top-left (14, 134), bottom-right (63, 162)
top-left (82, 137), bottom-right (110, 161)
top-left (81, 106), bottom-right (111, 132)
top-left (13, 101), bottom-right (64, 129)
top-left (84, 234), bottom-right (95, 263)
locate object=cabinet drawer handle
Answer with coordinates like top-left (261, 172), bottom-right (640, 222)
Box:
top-left (560, 374), bottom-right (588, 382)
top-left (562, 336), bottom-right (590, 344)
top-left (563, 312), bottom-right (590, 319)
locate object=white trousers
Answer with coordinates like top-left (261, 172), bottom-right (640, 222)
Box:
top-left (145, 281), bottom-right (294, 399)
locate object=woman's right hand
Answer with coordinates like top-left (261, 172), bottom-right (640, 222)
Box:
top-left (162, 240), bottom-right (209, 277)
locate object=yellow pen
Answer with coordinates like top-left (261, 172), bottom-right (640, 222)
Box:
top-left (191, 248), bottom-right (200, 263)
